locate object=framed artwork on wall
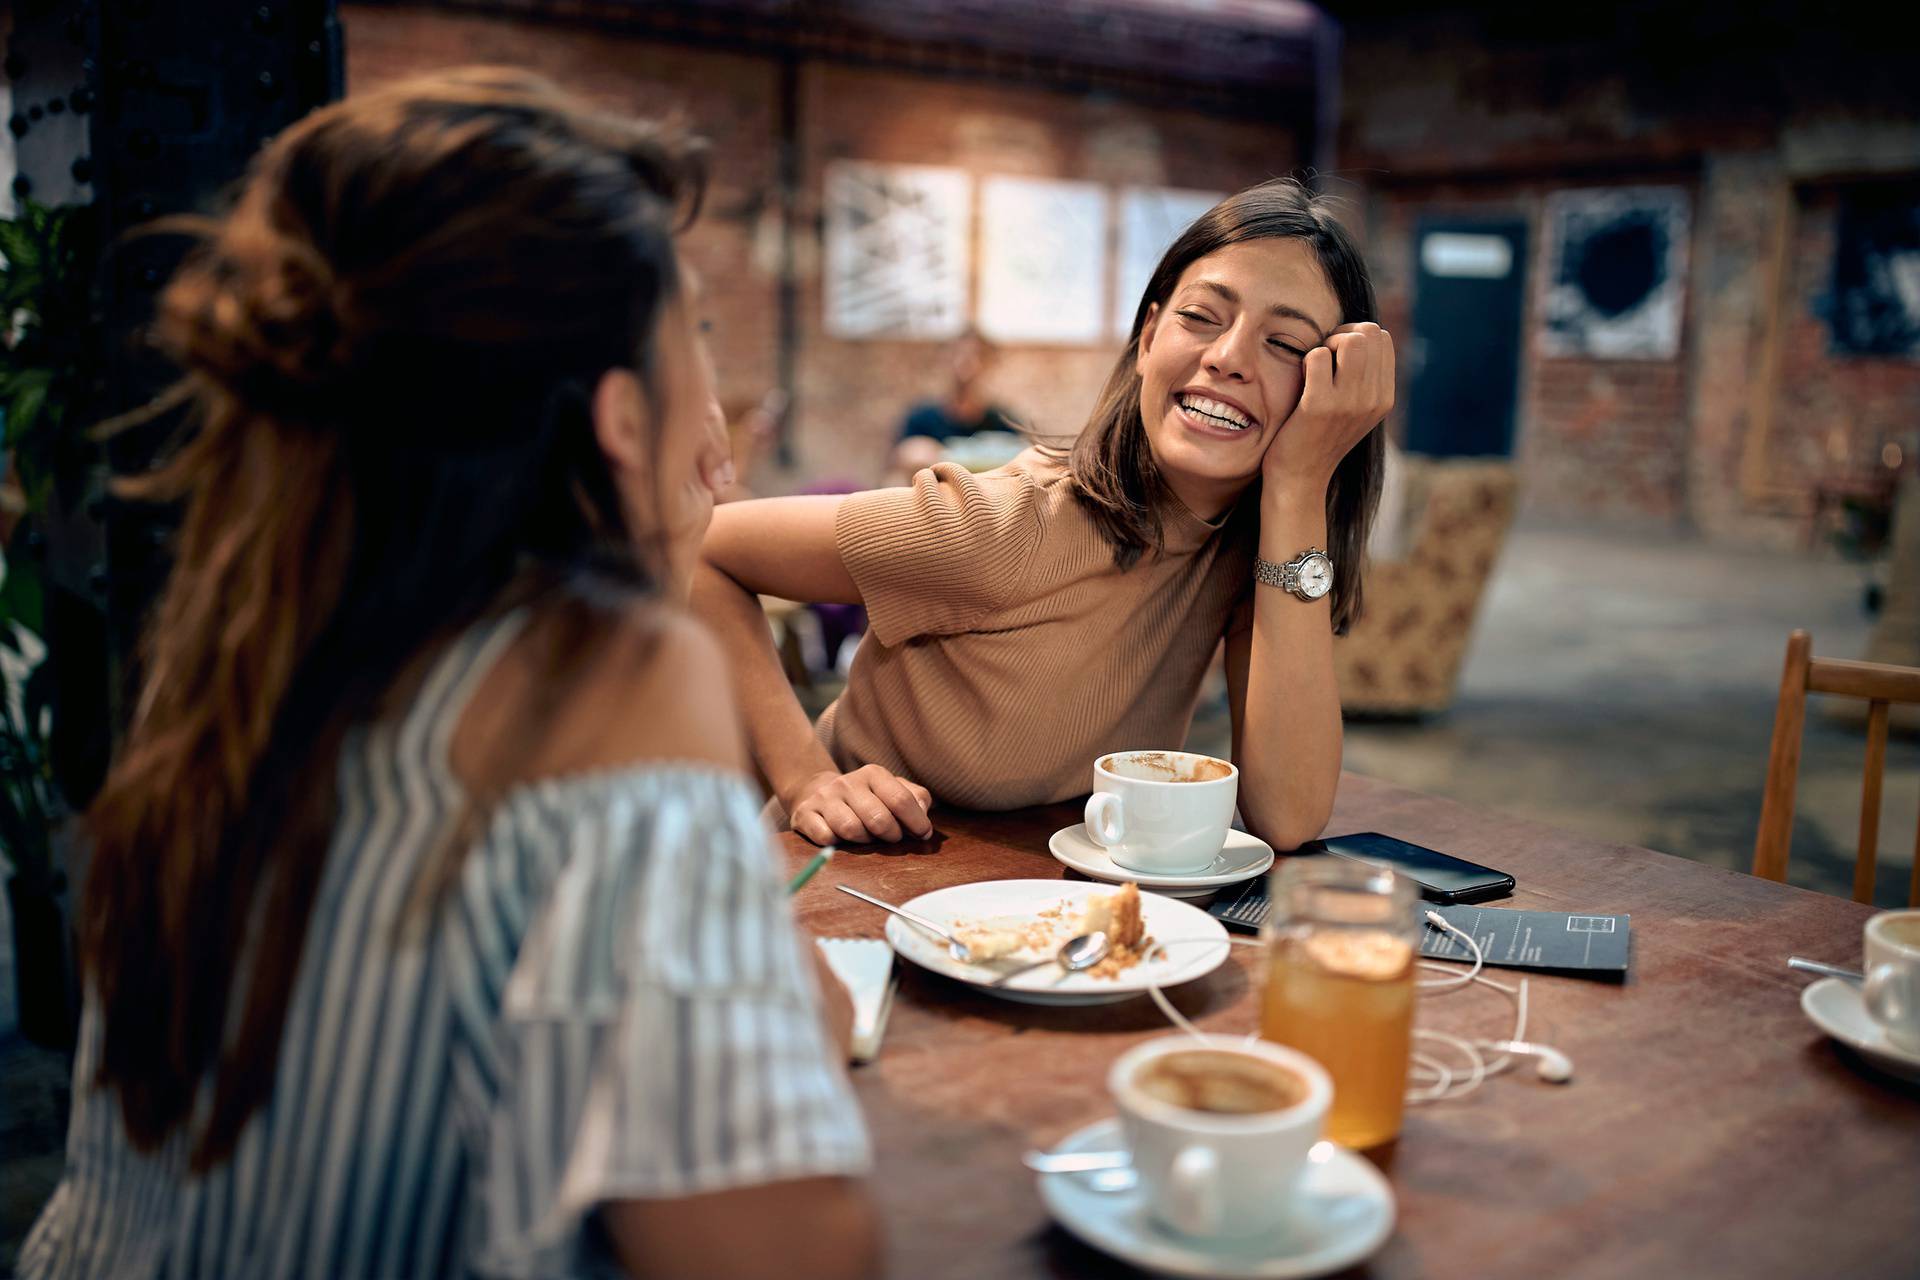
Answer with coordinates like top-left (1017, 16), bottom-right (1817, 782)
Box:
top-left (1827, 188), bottom-right (1920, 359)
top-left (976, 175), bottom-right (1108, 345)
top-left (1539, 186), bottom-right (1691, 360)
top-left (822, 160), bottom-right (971, 340)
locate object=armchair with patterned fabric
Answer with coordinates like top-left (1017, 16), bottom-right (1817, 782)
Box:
top-left (1334, 453), bottom-right (1519, 716)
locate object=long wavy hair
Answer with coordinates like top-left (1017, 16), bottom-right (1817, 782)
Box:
top-left (82, 67), bottom-right (706, 1170)
top-left (1066, 178), bottom-right (1384, 633)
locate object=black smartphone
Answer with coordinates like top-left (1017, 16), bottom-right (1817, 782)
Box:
top-left (1310, 832), bottom-right (1514, 904)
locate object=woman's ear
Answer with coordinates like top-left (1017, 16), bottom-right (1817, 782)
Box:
top-left (592, 367), bottom-right (651, 480)
top-left (1134, 302), bottom-right (1162, 372)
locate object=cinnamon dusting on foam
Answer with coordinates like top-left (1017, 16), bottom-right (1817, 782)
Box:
top-left (1101, 751), bottom-right (1232, 783)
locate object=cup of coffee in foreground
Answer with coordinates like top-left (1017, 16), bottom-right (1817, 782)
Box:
top-left (1109, 1034), bottom-right (1331, 1238)
top-left (1863, 909), bottom-right (1920, 1051)
top-left (1084, 750), bottom-right (1238, 874)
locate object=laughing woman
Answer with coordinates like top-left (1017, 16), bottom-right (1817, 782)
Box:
top-left (694, 179), bottom-right (1392, 850)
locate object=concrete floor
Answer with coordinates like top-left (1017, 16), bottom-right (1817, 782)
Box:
top-left (1346, 518), bottom-right (1916, 907)
top-left (1179, 516), bottom-right (1916, 906)
top-left (2, 517), bottom-right (1914, 1266)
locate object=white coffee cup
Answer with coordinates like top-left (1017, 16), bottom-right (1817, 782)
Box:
top-left (1109, 1034), bottom-right (1331, 1239)
top-left (1863, 909), bottom-right (1920, 1052)
top-left (1084, 750), bottom-right (1238, 875)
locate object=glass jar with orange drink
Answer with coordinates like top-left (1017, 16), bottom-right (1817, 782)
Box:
top-left (1259, 858), bottom-right (1418, 1149)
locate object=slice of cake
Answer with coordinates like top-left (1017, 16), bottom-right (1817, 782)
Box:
top-left (1080, 882), bottom-right (1144, 950)
top-left (950, 922), bottom-right (1029, 961)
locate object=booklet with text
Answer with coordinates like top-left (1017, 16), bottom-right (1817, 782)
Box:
top-left (1207, 881), bottom-right (1631, 975)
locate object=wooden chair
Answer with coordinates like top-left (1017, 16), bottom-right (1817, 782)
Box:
top-left (1752, 630), bottom-right (1920, 905)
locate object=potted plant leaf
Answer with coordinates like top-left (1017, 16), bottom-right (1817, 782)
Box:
top-left (1, 198), bottom-right (100, 1048)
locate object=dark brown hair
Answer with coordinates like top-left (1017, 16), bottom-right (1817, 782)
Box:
top-left (83, 67), bottom-right (706, 1169)
top-left (1065, 178), bottom-right (1384, 633)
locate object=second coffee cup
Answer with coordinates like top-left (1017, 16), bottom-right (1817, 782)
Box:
top-left (1864, 909), bottom-right (1920, 1052)
top-left (1084, 749), bottom-right (1238, 874)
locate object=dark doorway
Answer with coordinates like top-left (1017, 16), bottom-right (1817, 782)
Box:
top-left (1404, 218), bottom-right (1528, 458)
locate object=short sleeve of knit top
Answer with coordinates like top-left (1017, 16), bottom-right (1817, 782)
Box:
top-left (834, 462), bottom-right (1048, 646)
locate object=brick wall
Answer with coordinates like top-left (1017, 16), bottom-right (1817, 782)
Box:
top-left (1339, 12), bottom-right (1920, 542)
top-left (1365, 177), bottom-right (1696, 526)
top-left (1771, 187), bottom-right (1920, 484)
top-left (341, 6), bottom-right (1299, 491)
top-left (345, 7), bottom-right (784, 427)
top-left (793, 62), bottom-right (1292, 484)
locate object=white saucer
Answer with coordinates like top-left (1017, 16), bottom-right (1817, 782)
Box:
top-left (1049, 824), bottom-right (1275, 899)
top-left (883, 880), bottom-right (1231, 1006)
top-left (1037, 1117), bottom-right (1394, 1279)
top-left (1802, 977), bottom-right (1920, 1086)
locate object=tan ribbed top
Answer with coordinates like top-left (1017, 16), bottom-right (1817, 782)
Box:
top-left (817, 449), bottom-right (1254, 810)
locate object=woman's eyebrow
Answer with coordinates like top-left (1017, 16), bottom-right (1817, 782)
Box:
top-left (1191, 279), bottom-right (1329, 343)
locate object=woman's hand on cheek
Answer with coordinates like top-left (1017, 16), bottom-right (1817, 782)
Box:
top-left (1261, 321), bottom-right (1395, 498)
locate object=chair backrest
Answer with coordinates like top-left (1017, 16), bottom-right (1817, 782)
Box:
top-left (1752, 630), bottom-right (1920, 905)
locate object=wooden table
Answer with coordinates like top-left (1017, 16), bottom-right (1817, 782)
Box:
top-left (780, 773), bottom-right (1920, 1279)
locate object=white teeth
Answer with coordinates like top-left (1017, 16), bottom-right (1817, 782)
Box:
top-left (1178, 394), bottom-right (1255, 430)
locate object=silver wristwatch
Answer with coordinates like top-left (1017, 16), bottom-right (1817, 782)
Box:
top-left (1254, 548), bottom-right (1334, 601)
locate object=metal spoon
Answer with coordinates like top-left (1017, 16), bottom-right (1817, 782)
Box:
top-left (1023, 1149), bottom-right (1131, 1173)
top-left (1788, 956), bottom-right (1864, 983)
top-left (837, 884), bottom-right (975, 962)
top-left (988, 931), bottom-right (1111, 988)
top-left (1023, 1149), bottom-right (1138, 1193)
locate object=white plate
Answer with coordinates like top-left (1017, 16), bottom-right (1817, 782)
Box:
top-left (883, 879), bottom-right (1231, 1006)
top-left (1049, 824), bottom-right (1275, 899)
top-left (1037, 1117), bottom-right (1395, 1279)
top-left (1802, 977), bottom-right (1920, 1086)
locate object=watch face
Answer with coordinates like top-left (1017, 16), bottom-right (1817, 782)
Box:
top-left (1299, 553), bottom-right (1333, 599)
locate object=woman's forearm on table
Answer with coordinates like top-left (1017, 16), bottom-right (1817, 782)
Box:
top-left (1232, 484), bottom-right (1343, 850)
top-left (689, 558), bottom-right (839, 806)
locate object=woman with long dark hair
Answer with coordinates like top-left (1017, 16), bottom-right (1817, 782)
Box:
top-left (23, 69), bottom-right (878, 1279)
top-left (696, 179), bottom-right (1392, 850)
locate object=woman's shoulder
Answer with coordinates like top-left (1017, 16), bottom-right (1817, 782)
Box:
top-left (954, 446), bottom-right (1084, 526)
top-left (997, 446), bottom-right (1102, 536)
top-left (999, 445), bottom-right (1072, 490)
top-left (451, 595), bottom-right (746, 797)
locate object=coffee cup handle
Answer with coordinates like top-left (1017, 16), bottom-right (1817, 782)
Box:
top-left (1084, 792), bottom-right (1126, 848)
top-left (1165, 1145), bottom-right (1221, 1237)
top-left (1864, 963), bottom-right (1911, 1028)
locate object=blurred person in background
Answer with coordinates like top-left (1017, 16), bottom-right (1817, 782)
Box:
top-left (714, 387), bottom-right (788, 504)
top-left (697, 179), bottom-right (1391, 853)
top-left (22, 69), bottom-right (878, 1280)
top-left (886, 328), bottom-right (1019, 484)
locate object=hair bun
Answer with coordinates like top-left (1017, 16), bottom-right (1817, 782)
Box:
top-left (159, 229), bottom-right (362, 419)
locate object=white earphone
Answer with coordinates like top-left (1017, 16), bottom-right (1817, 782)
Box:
top-left (1407, 910), bottom-right (1576, 1099)
top-left (1482, 1039), bottom-right (1575, 1083)
top-left (1141, 909), bottom-right (1578, 1105)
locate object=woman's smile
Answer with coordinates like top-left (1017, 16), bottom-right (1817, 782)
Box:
top-left (1173, 387), bottom-right (1265, 439)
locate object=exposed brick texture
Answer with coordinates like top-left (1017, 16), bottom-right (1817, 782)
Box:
top-left (1339, 13), bottom-right (1920, 542)
top-left (342, 6), bottom-right (1297, 491)
top-left (346, 8), bottom-right (785, 426)
top-left (792, 63), bottom-right (1293, 484)
top-left (341, 5), bottom-right (1918, 535)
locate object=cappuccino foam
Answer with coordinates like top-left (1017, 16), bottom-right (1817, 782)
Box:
top-left (1133, 1050), bottom-right (1308, 1115)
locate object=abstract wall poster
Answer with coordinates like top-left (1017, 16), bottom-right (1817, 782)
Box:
top-left (822, 161), bottom-right (971, 340)
top-left (1114, 186), bottom-right (1224, 337)
top-left (977, 176), bottom-right (1109, 345)
top-left (1540, 187), bottom-right (1691, 359)
top-left (1827, 189), bottom-right (1920, 359)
